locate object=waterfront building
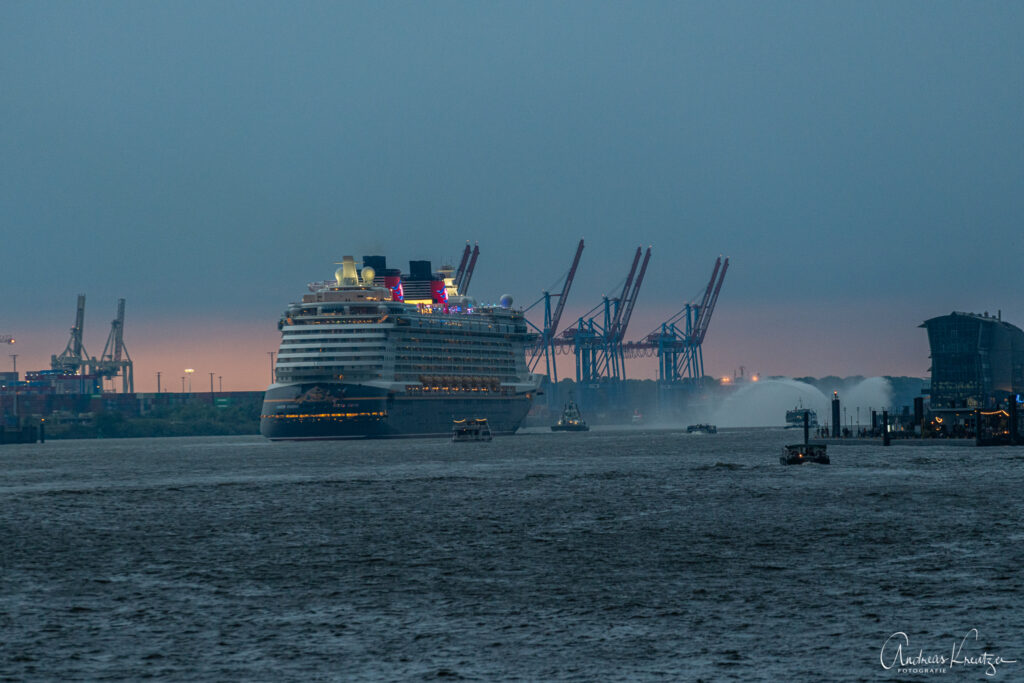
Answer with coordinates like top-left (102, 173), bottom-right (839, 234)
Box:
top-left (921, 311), bottom-right (1024, 410)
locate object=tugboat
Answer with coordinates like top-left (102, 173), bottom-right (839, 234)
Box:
top-left (781, 410), bottom-right (829, 465)
top-left (686, 423), bottom-right (718, 434)
top-left (452, 418), bottom-right (493, 442)
top-left (551, 396), bottom-right (589, 432)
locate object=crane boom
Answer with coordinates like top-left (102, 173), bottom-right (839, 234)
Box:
top-left (453, 243), bottom-right (472, 292)
top-left (72, 294), bottom-right (85, 358)
top-left (461, 243), bottom-right (480, 295)
top-left (694, 257), bottom-right (721, 330)
top-left (115, 298), bottom-right (127, 362)
top-left (52, 294), bottom-right (89, 372)
top-left (95, 298), bottom-right (134, 392)
top-left (549, 239), bottom-right (584, 338)
top-left (527, 239), bottom-right (586, 376)
top-left (610, 247), bottom-right (642, 335)
top-left (101, 298), bottom-right (130, 363)
top-left (616, 246), bottom-right (651, 341)
top-left (695, 258), bottom-right (728, 344)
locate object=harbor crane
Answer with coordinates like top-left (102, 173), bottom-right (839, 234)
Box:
top-left (454, 243), bottom-right (471, 291)
top-left (454, 242), bottom-right (480, 295)
top-left (49, 295), bottom-right (135, 393)
top-left (51, 294), bottom-right (90, 374)
top-left (525, 238), bottom-right (585, 381)
top-left (95, 298), bottom-right (134, 393)
top-left (558, 246), bottom-right (652, 384)
top-left (625, 256), bottom-right (729, 386)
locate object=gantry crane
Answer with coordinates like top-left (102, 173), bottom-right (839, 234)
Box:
top-left (608, 246), bottom-right (651, 376)
top-left (454, 242), bottom-right (480, 295)
top-left (95, 298), bottom-right (134, 393)
top-left (558, 246), bottom-right (652, 384)
top-left (525, 238), bottom-right (585, 382)
top-left (628, 257), bottom-right (729, 386)
top-left (51, 294), bottom-right (90, 374)
top-left (453, 243), bottom-right (471, 292)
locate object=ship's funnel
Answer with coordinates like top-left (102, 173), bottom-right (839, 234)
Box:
top-left (340, 255), bottom-right (359, 286)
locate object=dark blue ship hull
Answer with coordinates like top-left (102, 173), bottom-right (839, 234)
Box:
top-left (260, 382), bottom-right (533, 439)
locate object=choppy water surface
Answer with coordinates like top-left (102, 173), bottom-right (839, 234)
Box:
top-left (1, 429), bottom-right (1022, 681)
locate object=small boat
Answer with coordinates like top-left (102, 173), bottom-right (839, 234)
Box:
top-left (452, 418), bottom-right (493, 442)
top-left (781, 409), bottom-right (828, 464)
top-left (687, 423), bottom-right (717, 434)
top-left (631, 409), bottom-right (644, 425)
top-left (551, 397), bottom-right (589, 432)
top-left (780, 443), bottom-right (830, 465)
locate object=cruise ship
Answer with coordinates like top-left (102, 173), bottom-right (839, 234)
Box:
top-left (259, 255), bottom-right (542, 439)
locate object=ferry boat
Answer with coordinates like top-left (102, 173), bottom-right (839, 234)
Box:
top-left (452, 418), bottom-right (493, 442)
top-left (260, 255), bottom-right (542, 439)
top-left (781, 407), bottom-right (829, 464)
top-left (551, 396), bottom-right (589, 432)
top-left (785, 403), bottom-right (818, 429)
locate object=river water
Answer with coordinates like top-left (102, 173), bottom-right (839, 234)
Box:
top-left (1, 429), bottom-right (1021, 681)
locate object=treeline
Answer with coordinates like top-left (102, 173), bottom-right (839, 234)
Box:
top-left (46, 397), bottom-right (263, 439)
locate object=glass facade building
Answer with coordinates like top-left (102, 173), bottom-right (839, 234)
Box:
top-left (921, 312), bottom-right (1024, 410)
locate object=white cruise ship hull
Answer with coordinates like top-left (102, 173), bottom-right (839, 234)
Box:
top-left (260, 382), bottom-right (533, 439)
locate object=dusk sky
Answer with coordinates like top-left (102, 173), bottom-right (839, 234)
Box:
top-left (3, 2), bottom-right (1022, 392)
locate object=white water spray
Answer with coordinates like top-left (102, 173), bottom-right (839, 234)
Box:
top-left (836, 377), bottom-right (894, 429)
top-left (712, 379), bottom-right (828, 428)
top-left (708, 376), bottom-right (894, 429)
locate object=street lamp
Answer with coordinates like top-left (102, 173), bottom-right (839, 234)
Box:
top-left (185, 368), bottom-right (194, 392)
